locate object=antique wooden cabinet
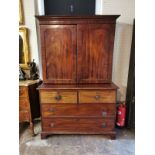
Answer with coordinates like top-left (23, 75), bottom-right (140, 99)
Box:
top-left (19, 80), bottom-right (40, 135)
top-left (36, 16), bottom-right (119, 139)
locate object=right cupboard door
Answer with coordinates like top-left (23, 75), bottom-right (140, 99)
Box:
top-left (77, 24), bottom-right (115, 83)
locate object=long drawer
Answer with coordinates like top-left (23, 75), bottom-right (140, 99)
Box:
top-left (42, 118), bottom-right (115, 133)
top-left (41, 104), bottom-right (115, 118)
top-left (79, 90), bottom-right (116, 103)
top-left (40, 90), bottom-right (77, 104)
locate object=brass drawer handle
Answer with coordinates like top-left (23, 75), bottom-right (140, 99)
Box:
top-left (55, 95), bottom-right (62, 101)
top-left (50, 123), bottom-right (54, 127)
top-left (102, 111), bottom-right (107, 117)
top-left (95, 95), bottom-right (101, 100)
top-left (49, 108), bottom-right (55, 112)
top-left (101, 123), bottom-right (106, 128)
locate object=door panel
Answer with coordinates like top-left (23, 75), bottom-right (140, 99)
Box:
top-left (40, 25), bottom-right (77, 83)
top-left (77, 24), bottom-right (115, 83)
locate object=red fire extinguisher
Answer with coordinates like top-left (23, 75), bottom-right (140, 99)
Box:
top-left (116, 103), bottom-right (126, 127)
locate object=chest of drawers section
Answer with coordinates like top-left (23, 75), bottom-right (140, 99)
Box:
top-left (38, 83), bottom-right (117, 139)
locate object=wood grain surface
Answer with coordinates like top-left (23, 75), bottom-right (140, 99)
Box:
top-left (41, 103), bottom-right (115, 118)
top-left (77, 24), bottom-right (115, 83)
top-left (79, 90), bottom-right (116, 103)
top-left (42, 118), bottom-right (115, 132)
top-left (40, 90), bottom-right (77, 104)
top-left (40, 25), bottom-right (77, 83)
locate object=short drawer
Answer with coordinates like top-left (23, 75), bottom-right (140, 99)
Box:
top-left (40, 91), bottom-right (77, 104)
top-left (19, 111), bottom-right (30, 122)
top-left (41, 104), bottom-right (115, 118)
top-left (79, 90), bottom-right (116, 103)
top-left (19, 98), bottom-right (30, 111)
top-left (19, 87), bottom-right (28, 97)
top-left (42, 118), bottom-right (115, 133)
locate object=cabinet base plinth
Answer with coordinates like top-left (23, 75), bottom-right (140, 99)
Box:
top-left (41, 131), bottom-right (116, 140)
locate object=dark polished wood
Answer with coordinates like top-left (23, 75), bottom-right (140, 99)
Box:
top-left (36, 15), bottom-right (119, 139)
top-left (42, 118), bottom-right (115, 132)
top-left (40, 25), bottom-right (77, 83)
top-left (41, 103), bottom-right (115, 118)
top-left (37, 83), bottom-right (118, 90)
top-left (36, 15), bottom-right (120, 25)
top-left (37, 16), bottom-right (119, 84)
top-left (77, 24), bottom-right (115, 83)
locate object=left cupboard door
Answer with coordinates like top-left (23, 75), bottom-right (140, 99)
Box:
top-left (40, 25), bottom-right (77, 84)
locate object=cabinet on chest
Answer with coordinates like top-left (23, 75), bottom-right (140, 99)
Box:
top-left (36, 15), bottom-right (120, 139)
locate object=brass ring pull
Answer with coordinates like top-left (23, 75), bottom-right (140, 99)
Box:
top-left (50, 123), bottom-right (54, 127)
top-left (55, 95), bottom-right (62, 101)
top-left (95, 95), bottom-right (100, 100)
top-left (49, 108), bottom-right (55, 112)
top-left (102, 111), bottom-right (107, 117)
top-left (101, 123), bottom-right (106, 128)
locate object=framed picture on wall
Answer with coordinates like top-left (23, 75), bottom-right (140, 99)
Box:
top-left (19, 27), bottom-right (30, 68)
top-left (19, 0), bottom-right (24, 25)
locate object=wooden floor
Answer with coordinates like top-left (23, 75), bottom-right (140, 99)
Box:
top-left (20, 120), bottom-right (135, 155)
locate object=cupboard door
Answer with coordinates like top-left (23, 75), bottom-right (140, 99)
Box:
top-left (40, 25), bottom-right (77, 83)
top-left (77, 24), bottom-right (115, 83)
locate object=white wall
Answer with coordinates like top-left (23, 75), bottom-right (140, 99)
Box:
top-left (21, 0), bottom-right (39, 73)
top-left (102, 0), bottom-right (135, 101)
top-left (95, 0), bottom-right (103, 15)
top-left (103, 0), bottom-right (135, 24)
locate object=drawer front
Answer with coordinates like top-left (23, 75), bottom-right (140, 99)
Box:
top-left (19, 111), bottom-right (30, 122)
top-left (42, 104), bottom-right (115, 118)
top-left (19, 87), bottom-right (28, 97)
top-left (42, 118), bottom-right (115, 132)
top-left (79, 90), bottom-right (116, 103)
top-left (19, 98), bottom-right (30, 111)
top-left (40, 91), bottom-right (77, 104)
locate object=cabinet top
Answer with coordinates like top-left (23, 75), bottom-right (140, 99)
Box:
top-left (36, 15), bottom-right (120, 20)
top-left (19, 79), bottom-right (40, 86)
top-left (36, 15), bottom-right (120, 24)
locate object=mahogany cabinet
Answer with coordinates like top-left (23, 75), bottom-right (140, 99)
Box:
top-left (36, 16), bottom-right (119, 139)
